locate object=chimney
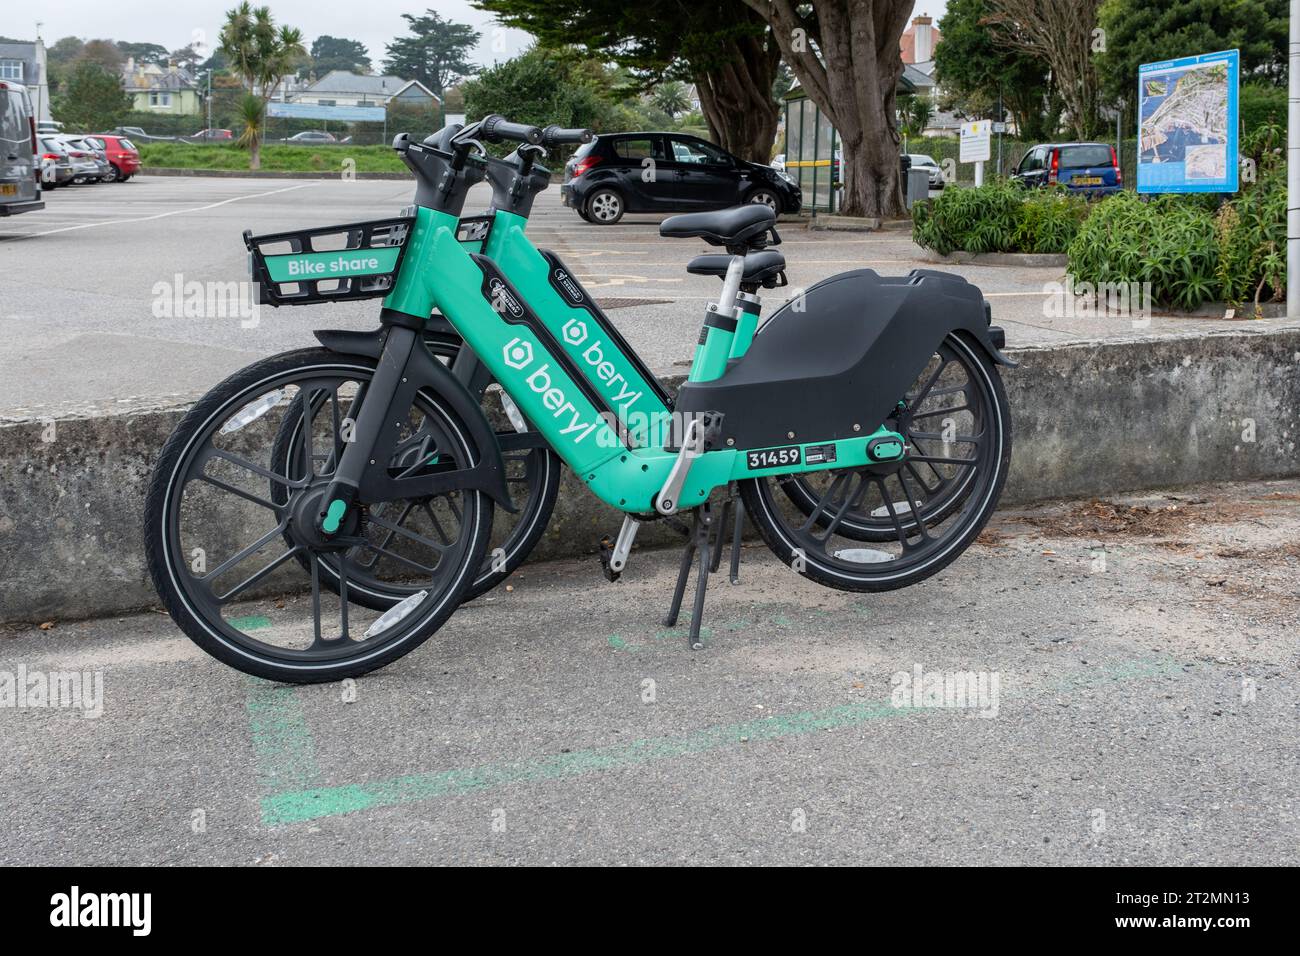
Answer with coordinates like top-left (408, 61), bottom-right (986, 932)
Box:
top-left (913, 15), bottom-right (934, 63)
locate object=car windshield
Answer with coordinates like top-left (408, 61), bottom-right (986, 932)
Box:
top-left (41, 138), bottom-right (66, 154)
top-left (1059, 144), bottom-right (1113, 168)
top-left (120, 138), bottom-right (136, 151)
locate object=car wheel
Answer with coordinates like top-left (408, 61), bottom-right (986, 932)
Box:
top-left (586, 188), bottom-right (624, 225)
top-left (113, 165), bottom-right (126, 182)
top-left (747, 188), bottom-right (782, 214)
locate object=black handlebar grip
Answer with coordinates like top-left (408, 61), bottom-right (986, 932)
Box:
top-left (480, 114), bottom-right (543, 145)
top-left (541, 125), bottom-right (594, 147)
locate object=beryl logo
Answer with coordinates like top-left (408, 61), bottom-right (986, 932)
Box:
top-left (503, 338), bottom-right (533, 370)
top-left (50, 886), bottom-right (152, 936)
top-left (488, 277), bottom-right (524, 318)
top-left (554, 268), bottom-right (585, 304)
top-left (562, 318), bottom-right (588, 345)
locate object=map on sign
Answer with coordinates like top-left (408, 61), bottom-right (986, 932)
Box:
top-left (1137, 49), bottom-right (1238, 193)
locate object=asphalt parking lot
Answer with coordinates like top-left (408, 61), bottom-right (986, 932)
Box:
top-left (1, 478), bottom-right (1296, 865)
top-left (2, 173), bottom-right (1285, 415)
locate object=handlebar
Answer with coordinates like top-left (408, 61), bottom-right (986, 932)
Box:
top-left (480, 115), bottom-right (543, 145)
top-left (541, 125), bottom-right (593, 148)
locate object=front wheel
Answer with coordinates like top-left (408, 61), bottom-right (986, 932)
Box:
top-left (747, 188), bottom-right (783, 214)
top-left (586, 188), bottom-right (624, 224)
top-left (145, 348), bottom-right (494, 683)
top-left (740, 332), bottom-right (1011, 592)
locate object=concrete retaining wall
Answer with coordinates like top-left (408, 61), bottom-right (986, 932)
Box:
top-left (3, 329), bottom-right (1298, 624)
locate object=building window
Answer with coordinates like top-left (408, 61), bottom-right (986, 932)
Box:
top-left (317, 99), bottom-right (336, 106)
top-left (0, 60), bottom-right (23, 80)
top-left (149, 91), bottom-right (172, 107)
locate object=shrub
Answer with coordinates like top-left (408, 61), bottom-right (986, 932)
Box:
top-left (912, 181), bottom-right (1089, 256)
top-left (1067, 123), bottom-right (1286, 313)
top-left (1067, 193), bottom-right (1218, 310)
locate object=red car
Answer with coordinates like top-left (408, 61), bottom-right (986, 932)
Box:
top-left (91, 134), bottom-right (141, 181)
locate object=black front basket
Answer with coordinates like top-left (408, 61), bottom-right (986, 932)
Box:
top-left (243, 217), bottom-right (414, 307)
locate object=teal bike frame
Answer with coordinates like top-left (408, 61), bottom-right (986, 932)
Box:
top-left (380, 186), bottom-right (903, 517)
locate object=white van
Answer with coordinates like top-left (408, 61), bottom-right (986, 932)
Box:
top-left (0, 80), bottom-right (44, 216)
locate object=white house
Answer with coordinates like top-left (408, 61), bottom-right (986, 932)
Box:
top-left (292, 71), bottom-right (441, 110)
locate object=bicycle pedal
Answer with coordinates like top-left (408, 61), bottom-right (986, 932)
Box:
top-left (597, 535), bottom-right (621, 582)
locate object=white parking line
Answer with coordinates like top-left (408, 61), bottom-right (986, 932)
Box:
top-left (0, 181), bottom-right (319, 243)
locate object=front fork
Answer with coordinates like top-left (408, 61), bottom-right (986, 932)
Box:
top-left (316, 324), bottom-right (423, 536)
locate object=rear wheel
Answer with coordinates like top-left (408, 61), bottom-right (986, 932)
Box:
top-left (740, 333), bottom-right (1010, 592)
top-left (145, 348), bottom-right (494, 683)
top-left (586, 188), bottom-right (624, 224)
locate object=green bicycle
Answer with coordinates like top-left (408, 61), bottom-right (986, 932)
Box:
top-left (144, 115), bottom-right (1015, 683)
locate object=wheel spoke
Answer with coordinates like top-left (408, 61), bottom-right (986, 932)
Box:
top-left (215, 545), bottom-right (301, 604)
top-left (196, 473), bottom-right (280, 512)
top-left (366, 511), bottom-right (451, 554)
top-left (202, 521), bottom-right (290, 586)
top-left (208, 447), bottom-right (309, 490)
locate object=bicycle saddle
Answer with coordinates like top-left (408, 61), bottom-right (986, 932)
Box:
top-left (686, 249), bottom-right (787, 287)
top-left (659, 205), bottom-right (776, 250)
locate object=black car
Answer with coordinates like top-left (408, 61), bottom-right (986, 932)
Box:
top-left (561, 132), bottom-right (802, 224)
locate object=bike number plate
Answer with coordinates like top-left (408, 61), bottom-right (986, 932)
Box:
top-left (746, 445), bottom-right (801, 470)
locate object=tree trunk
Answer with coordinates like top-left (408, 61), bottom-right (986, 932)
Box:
top-left (741, 0), bottom-right (913, 218)
top-left (250, 134), bottom-right (261, 171)
top-left (692, 28), bottom-right (781, 163)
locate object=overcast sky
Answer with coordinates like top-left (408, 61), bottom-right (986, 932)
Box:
top-left (20, 0), bottom-right (950, 69)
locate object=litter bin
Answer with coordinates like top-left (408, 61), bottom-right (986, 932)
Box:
top-left (906, 167), bottom-right (931, 209)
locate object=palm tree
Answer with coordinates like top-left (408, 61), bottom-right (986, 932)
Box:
top-left (218, 3), bottom-right (306, 169)
top-left (651, 81), bottom-right (691, 118)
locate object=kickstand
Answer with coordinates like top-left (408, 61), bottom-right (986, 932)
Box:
top-left (708, 495), bottom-right (746, 584)
top-left (663, 502), bottom-right (715, 650)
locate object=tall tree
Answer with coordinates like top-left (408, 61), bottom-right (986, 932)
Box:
top-left (1096, 0), bottom-right (1288, 114)
top-left (52, 61), bottom-right (131, 130)
top-left (933, 0), bottom-right (1059, 140)
top-left (986, 0), bottom-right (1104, 140)
top-left (476, 0), bottom-right (781, 164)
top-left (461, 46), bottom-right (625, 134)
top-left (307, 35), bottom-right (372, 77)
top-left (734, 0), bottom-right (913, 217)
top-left (79, 39), bottom-right (125, 71)
top-left (116, 41), bottom-right (170, 67)
top-left (383, 11), bottom-right (478, 95)
top-left (218, 3), bottom-right (306, 169)
top-left (651, 80), bottom-right (690, 117)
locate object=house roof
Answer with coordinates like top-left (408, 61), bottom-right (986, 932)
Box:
top-left (303, 70), bottom-right (439, 102)
top-left (901, 21), bottom-right (943, 64)
top-left (123, 67), bottom-right (198, 92)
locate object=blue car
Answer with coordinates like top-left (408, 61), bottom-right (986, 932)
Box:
top-left (1011, 142), bottom-right (1122, 195)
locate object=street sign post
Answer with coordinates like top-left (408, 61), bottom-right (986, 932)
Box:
top-left (1137, 49), bottom-right (1239, 194)
top-left (961, 120), bottom-right (992, 186)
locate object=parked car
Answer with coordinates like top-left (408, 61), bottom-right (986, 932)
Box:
top-left (38, 137), bottom-right (75, 188)
top-left (0, 80), bottom-right (43, 216)
top-left (188, 128), bottom-right (234, 142)
top-left (90, 133), bottom-right (141, 180)
top-left (561, 132), bottom-right (802, 224)
top-left (59, 136), bottom-right (114, 182)
top-left (47, 135), bottom-right (103, 184)
top-left (36, 119), bottom-right (64, 135)
top-left (284, 130), bottom-right (337, 143)
top-left (905, 153), bottom-right (945, 189)
top-left (1012, 142), bottom-right (1121, 195)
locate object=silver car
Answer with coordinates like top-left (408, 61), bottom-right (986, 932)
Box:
top-left (50, 134), bottom-right (106, 183)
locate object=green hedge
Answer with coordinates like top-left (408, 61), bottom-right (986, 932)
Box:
top-left (912, 181), bottom-right (1091, 255)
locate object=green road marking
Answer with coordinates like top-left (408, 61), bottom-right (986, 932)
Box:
top-left (251, 655), bottom-right (1187, 828)
top-left (607, 635), bottom-right (629, 650)
top-left (245, 679), bottom-right (324, 794)
top-left (229, 615), bottom-right (272, 630)
top-left (261, 697), bottom-right (914, 827)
